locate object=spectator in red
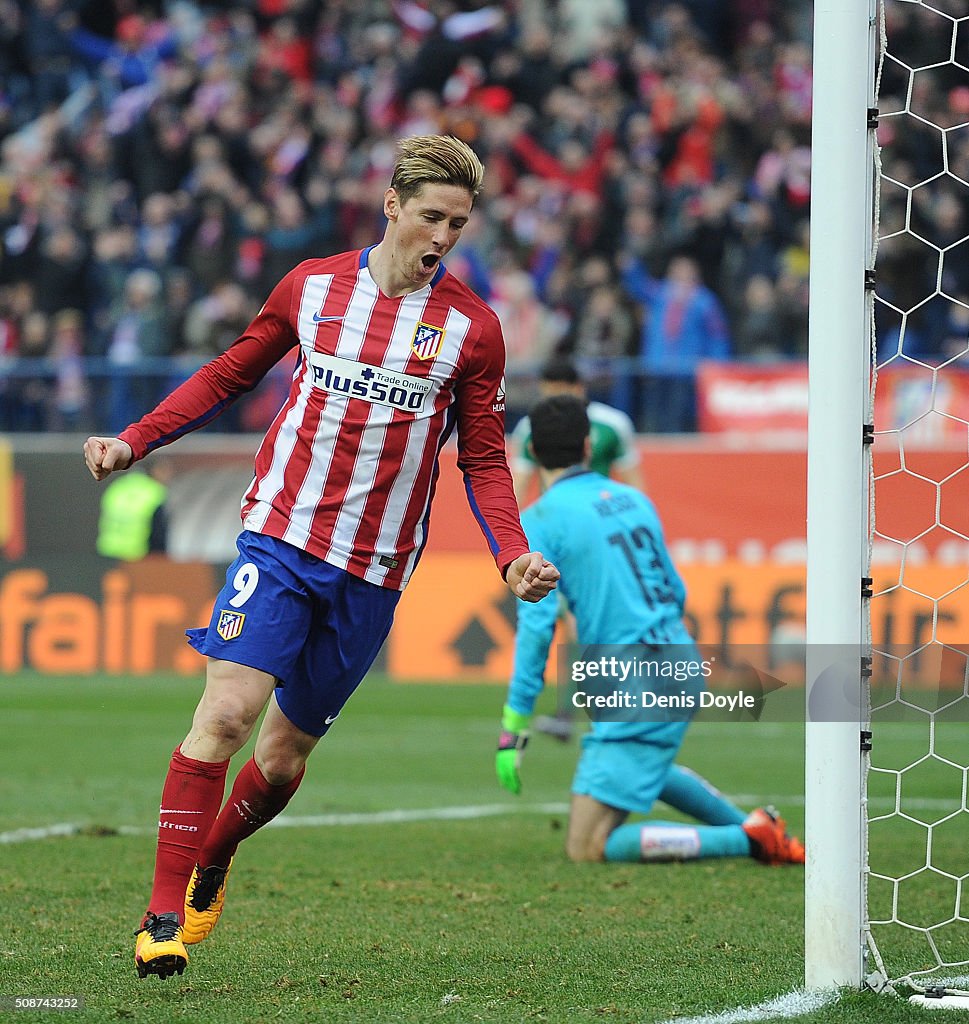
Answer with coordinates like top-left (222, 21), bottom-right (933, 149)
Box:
top-left (510, 120), bottom-right (615, 199)
top-left (651, 58), bottom-right (730, 189)
top-left (255, 16), bottom-right (312, 89)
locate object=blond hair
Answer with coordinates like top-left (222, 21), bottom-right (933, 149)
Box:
top-left (390, 135), bottom-right (484, 205)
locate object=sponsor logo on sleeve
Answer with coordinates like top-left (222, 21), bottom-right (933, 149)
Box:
top-left (493, 375), bottom-right (506, 413)
top-left (308, 352), bottom-right (432, 413)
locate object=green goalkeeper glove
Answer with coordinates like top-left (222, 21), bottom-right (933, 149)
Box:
top-left (496, 705), bottom-right (532, 795)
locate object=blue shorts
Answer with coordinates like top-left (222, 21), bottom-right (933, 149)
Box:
top-left (187, 531), bottom-right (400, 737)
top-left (571, 721), bottom-right (689, 815)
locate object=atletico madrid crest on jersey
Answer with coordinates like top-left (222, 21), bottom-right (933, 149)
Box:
top-left (216, 609), bottom-right (246, 641)
top-left (411, 322), bottom-right (446, 360)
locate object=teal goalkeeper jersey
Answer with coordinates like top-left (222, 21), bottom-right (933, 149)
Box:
top-left (507, 467), bottom-right (695, 720)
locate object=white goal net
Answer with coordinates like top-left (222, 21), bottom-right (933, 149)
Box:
top-left (866, 0), bottom-right (969, 996)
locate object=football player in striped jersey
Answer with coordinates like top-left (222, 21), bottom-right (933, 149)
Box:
top-left (84, 134), bottom-right (560, 980)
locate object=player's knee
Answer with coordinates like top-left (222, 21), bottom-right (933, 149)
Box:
top-left (565, 833), bottom-right (606, 863)
top-left (256, 750), bottom-right (306, 786)
top-left (192, 698), bottom-right (259, 751)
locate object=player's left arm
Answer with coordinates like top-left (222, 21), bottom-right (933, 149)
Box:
top-left (454, 312), bottom-right (558, 601)
top-left (615, 463), bottom-right (643, 489)
top-left (505, 552), bottom-right (559, 602)
top-left (509, 416), bottom-right (538, 503)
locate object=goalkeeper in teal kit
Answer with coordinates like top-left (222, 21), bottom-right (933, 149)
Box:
top-left (496, 394), bottom-right (804, 866)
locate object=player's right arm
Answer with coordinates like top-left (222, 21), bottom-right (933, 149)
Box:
top-left (506, 586), bottom-right (560, 716)
top-left (497, 514), bottom-right (560, 793)
top-left (85, 273), bottom-right (299, 476)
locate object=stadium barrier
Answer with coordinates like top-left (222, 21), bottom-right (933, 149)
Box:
top-left (6, 356), bottom-right (965, 439)
top-left (3, 434), bottom-right (965, 679)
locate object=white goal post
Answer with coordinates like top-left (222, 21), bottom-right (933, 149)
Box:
top-left (805, 0), bottom-right (876, 992)
top-left (808, 0), bottom-right (969, 1000)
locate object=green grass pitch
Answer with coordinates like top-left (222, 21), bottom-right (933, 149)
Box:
top-left (0, 672), bottom-right (957, 1023)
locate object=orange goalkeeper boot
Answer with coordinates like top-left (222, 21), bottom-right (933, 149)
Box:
top-left (743, 806), bottom-right (806, 865)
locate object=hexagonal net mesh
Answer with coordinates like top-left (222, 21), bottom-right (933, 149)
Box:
top-left (868, 0), bottom-right (969, 995)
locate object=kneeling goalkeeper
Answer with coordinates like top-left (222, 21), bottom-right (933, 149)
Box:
top-left (495, 394), bottom-right (805, 867)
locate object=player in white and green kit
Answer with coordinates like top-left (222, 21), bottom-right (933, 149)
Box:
top-left (496, 394), bottom-right (805, 866)
top-left (510, 357), bottom-right (641, 502)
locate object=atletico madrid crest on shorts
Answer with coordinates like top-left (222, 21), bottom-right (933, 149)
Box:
top-left (216, 609), bottom-right (246, 641)
top-left (411, 322), bottom-right (445, 360)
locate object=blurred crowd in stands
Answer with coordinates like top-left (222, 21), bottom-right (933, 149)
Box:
top-left (0, 0), bottom-right (963, 435)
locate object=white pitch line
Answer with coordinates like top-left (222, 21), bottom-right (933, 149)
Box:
top-left (654, 987), bottom-right (840, 1024)
top-left (266, 802), bottom-right (570, 830)
top-left (0, 822), bottom-right (83, 844)
top-left (1, 792), bottom-right (955, 846)
top-left (0, 802), bottom-right (571, 846)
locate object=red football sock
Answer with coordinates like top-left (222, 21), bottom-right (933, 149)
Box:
top-left (199, 757), bottom-right (305, 869)
top-left (147, 746), bottom-right (229, 922)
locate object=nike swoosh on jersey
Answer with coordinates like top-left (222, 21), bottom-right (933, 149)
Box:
top-left (324, 713), bottom-right (340, 725)
top-left (312, 314), bottom-right (344, 323)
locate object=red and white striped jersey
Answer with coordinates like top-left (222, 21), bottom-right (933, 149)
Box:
top-left (119, 248), bottom-right (529, 590)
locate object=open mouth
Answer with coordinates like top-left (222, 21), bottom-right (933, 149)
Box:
top-left (420, 254), bottom-right (439, 272)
